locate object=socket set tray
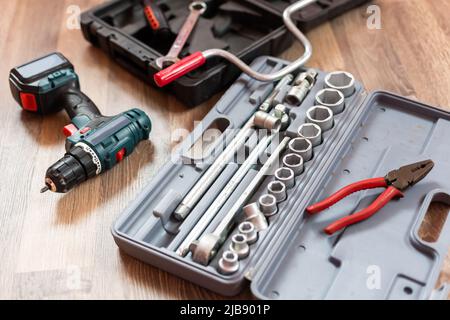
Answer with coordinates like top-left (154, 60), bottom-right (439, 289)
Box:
top-left (113, 56), bottom-right (450, 299)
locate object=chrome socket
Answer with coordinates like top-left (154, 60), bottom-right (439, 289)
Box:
top-left (229, 234), bottom-right (250, 259)
top-left (325, 71), bottom-right (355, 97)
top-left (254, 111), bottom-right (282, 131)
top-left (283, 153), bottom-right (304, 176)
top-left (275, 167), bottom-right (295, 189)
top-left (267, 181), bottom-right (287, 203)
top-left (242, 203), bottom-right (269, 232)
top-left (297, 123), bottom-right (322, 147)
top-left (288, 137), bottom-right (313, 162)
top-left (273, 104), bottom-right (290, 130)
top-left (293, 69), bottom-right (318, 86)
top-left (218, 250), bottom-right (240, 275)
top-left (306, 106), bottom-right (334, 131)
top-left (315, 88), bottom-right (345, 114)
top-left (286, 84), bottom-right (310, 106)
top-left (238, 221), bottom-right (258, 244)
top-left (259, 74), bottom-right (294, 112)
top-left (285, 69), bottom-right (318, 106)
top-left (258, 194), bottom-right (278, 217)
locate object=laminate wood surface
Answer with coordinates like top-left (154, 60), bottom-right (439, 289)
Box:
top-left (0, 0), bottom-right (449, 299)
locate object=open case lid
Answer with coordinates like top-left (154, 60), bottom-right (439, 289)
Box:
top-left (250, 90), bottom-right (450, 299)
top-left (80, 0), bottom-right (295, 107)
top-left (80, 0), bottom-right (370, 107)
top-left (249, 0), bottom-right (370, 31)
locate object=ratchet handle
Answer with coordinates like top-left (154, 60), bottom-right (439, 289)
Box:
top-left (154, 52), bottom-right (206, 87)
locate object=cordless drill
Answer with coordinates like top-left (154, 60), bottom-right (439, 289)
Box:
top-left (9, 52), bottom-right (152, 193)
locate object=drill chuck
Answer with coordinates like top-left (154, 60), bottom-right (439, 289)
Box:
top-left (41, 145), bottom-right (98, 193)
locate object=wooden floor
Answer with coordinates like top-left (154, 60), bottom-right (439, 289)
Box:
top-left (0, 0), bottom-right (449, 299)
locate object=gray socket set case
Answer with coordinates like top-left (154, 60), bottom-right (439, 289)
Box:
top-left (113, 56), bottom-right (450, 299)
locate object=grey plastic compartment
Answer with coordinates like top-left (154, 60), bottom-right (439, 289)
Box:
top-left (113, 56), bottom-right (450, 298)
top-left (252, 92), bottom-right (450, 300)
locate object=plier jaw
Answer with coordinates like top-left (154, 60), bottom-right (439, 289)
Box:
top-left (306, 160), bottom-right (434, 235)
top-left (385, 159), bottom-right (434, 191)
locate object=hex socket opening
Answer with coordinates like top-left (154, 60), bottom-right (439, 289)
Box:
top-left (298, 123), bottom-right (321, 139)
top-left (307, 106), bottom-right (333, 122)
top-left (285, 94), bottom-right (300, 106)
top-left (268, 181), bottom-right (287, 203)
top-left (260, 194), bottom-right (276, 206)
top-left (239, 221), bottom-right (254, 232)
top-left (239, 221), bottom-right (258, 244)
top-left (284, 153), bottom-right (302, 166)
top-left (275, 167), bottom-right (294, 180)
top-left (233, 234), bottom-right (246, 243)
top-left (268, 181), bottom-right (285, 193)
top-left (326, 71), bottom-right (354, 89)
top-left (285, 86), bottom-right (308, 106)
top-left (316, 89), bottom-right (344, 107)
top-left (224, 251), bottom-right (238, 262)
top-left (283, 153), bottom-right (304, 176)
top-left (289, 138), bottom-right (312, 153)
top-left (275, 167), bottom-right (295, 189)
top-left (258, 194), bottom-right (278, 217)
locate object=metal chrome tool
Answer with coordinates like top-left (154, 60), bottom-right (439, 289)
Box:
top-left (173, 115), bottom-right (254, 221)
top-left (260, 74), bottom-right (294, 112)
top-left (274, 167), bottom-right (295, 189)
top-left (298, 123), bottom-right (322, 147)
top-left (175, 126), bottom-right (279, 256)
top-left (190, 137), bottom-right (291, 266)
top-left (173, 78), bottom-right (292, 222)
top-left (285, 69), bottom-right (318, 105)
top-left (258, 194), bottom-right (278, 217)
top-left (306, 106), bottom-right (334, 131)
top-left (288, 138), bottom-right (313, 162)
top-left (267, 181), bottom-right (287, 203)
top-left (154, 0), bottom-right (317, 86)
top-left (229, 234), bottom-right (250, 259)
top-left (217, 251), bottom-right (239, 275)
top-left (282, 153), bottom-right (304, 176)
top-left (307, 159), bottom-right (434, 235)
top-left (242, 204), bottom-right (268, 232)
top-left (238, 221), bottom-right (258, 244)
top-left (324, 71), bottom-right (355, 97)
top-left (155, 1), bottom-right (207, 69)
top-left (173, 111), bottom-right (280, 221)
top-left (315, 88), bottom-right (345, 114)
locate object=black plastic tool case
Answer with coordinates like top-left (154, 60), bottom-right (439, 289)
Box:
top-left (80, 0), bottom-right (369, 107)
top-left (113, 57), bottom-right (450, 299)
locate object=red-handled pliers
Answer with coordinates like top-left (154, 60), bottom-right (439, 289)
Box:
top-left (306, 160), bottom-right (434, 235)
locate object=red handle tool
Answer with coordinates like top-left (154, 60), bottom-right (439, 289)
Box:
top-left (307, 178), bottom-right (404, 235)
top-left (306, 160), bottom-right (434, 235)
top-left (154, 52), bottom-right (206, 87)
top-left (307, 177), bottom-right (391, 214)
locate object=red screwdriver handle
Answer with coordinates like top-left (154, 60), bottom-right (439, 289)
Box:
top-left (153, 52), bottom-right (206, 87)
top-left (306, 177), bottom-right (388, 214)
top-left (324, 186), bottom-right (404, 235)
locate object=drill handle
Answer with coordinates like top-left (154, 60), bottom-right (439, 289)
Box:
top-left (59, 88), bottom-right (102, 126)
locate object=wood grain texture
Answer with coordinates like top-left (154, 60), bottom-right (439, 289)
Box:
top-left (0, 0), bottom-right (449, 299)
